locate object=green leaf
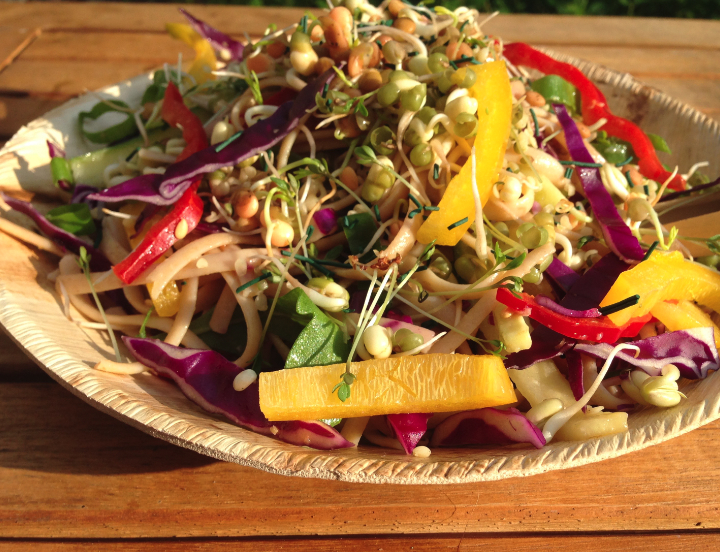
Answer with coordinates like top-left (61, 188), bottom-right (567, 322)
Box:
top-left (341, 212), bottom-right (380, 262)
top-left (647, 132), bottom-right (672, 154)
top-left (78, 100), bottom-right (138, 144)
top-left (46, 203), bottom-right (96, 236)
top-left (337, 381), bottom-right (351, 401)
top-left (142, 83), bottom-right (166, 105)
top-left (269, 288), bottom-right (351, 369)
top-left (270, 176), bottom-right (291, 196)
top-left (320, 417), bottom-right (343, 427)
top-left (501, 252), bottom-right (527, 271)
top-left (354, 145), bottom-right (377, 165)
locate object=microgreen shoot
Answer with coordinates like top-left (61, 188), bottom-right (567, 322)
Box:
top-left (576, 235), bottom-right (597, 249)
top-left (245, 70), bottom-right (263, 105)
top-left (76, 247), bottom-right (122, 362)
top-left (332, 66), bottom-right (356, 89)
top-left (138, 307), bottom-right (154, 338)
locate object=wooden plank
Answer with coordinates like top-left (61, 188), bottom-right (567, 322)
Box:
top-left (0, 59), bottom-right (161, 97)
top-left (0, 332), bottom-right (48, 382)
top-left (0, 28), bottom-right (35, 71)
top-left (0, 96), bottom-right (65, 140)
top-left (0, 4), bottom-right (719, 49)
top-left (2, 533), bottom-right (720, 551)
top-left (1, 382), bottom-right (720, 538)
top-left (0, 3), bottom-right (315, 36)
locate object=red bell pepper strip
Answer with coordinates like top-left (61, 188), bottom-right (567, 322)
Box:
top-left (113, 183), bottom-right (204, 284)
top-left (496, 287), bottom-right (651, 343)
top-left (161, 82), bottom-right (209, 162)
top-left (503, 42), bottom-right (685, 191)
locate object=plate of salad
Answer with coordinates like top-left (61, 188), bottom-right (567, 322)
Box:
top-left (1, 3), bottom-right (720, 483)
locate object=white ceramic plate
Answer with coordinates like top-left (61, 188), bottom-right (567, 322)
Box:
top-left (1, 50), bottom-right (719, 484)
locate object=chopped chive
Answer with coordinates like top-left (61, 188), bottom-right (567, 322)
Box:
top-left (408, 51), bottom-right (419, 57)
top-left (418, 290), bottom-right (429, 303)
top-left (306, 225), bottom-right (314, 240)
top-left (616, 156), bottom-right (634, 167)
top-left (343, 215), bottom-right (357, 229)
top-left (408, 208), bottom-right (423, 219)
top-left (322, 83), bottom-right (329, 98)
top-left (449, 60), bottom-right (458, 70)
top-left (447, 217), bottom-right (469, 230)
top-left (342, 308), bottom-right (355, 313)
top-left (300, 15), bottom-right (308, 34)
top-left (415, 265), bottom-right (429, 272)
top-left (432, 164), bottom-right (440, 180)
top-left (598, 294), bottom-right (640, 316)
top-left (215, 130), bottom-right (244, 152)
top-left (642, 240), bottom-right (659, 261)
top-left (125, 146), bottom-right (140, 162)
top-left (460, 20), bottom-right (469, 31)
top-left (558, 160), bottom-right (603, 168)
top-left (236, 272), bottom-right (272, 293)
top-left (423, 206), bottom-right (440, 212)
top-left (280, 250), bottom-right (333, 277)
top-left (458, 55), bottom-right (480, 65)
top-left (408, 194), bottom-right (422, 209)
top-left (625, 170), bottom-right (634, 188)
top-left (373, 204), bottom-right (381, 221)
top-left (529, 107), bottom-right (540, 136)
top-left (644, 184), bottom-right (650, 196)
top-left (326, 98), bottom-right (332, 111)
top-left (564, 166), bottom-right (574, 179)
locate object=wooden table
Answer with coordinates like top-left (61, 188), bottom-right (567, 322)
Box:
top-left (1, 4), bottom-right (720, 550)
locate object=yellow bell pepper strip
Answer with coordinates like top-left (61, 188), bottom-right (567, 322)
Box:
top-left (120, 203), bottom-right (181, 318)
top-left (166, 23), bottom-right (217, 85)
top-left (417, 60), bottom-right (512, 246)
top-left (600, 251), bottom-right (720, 327)
top-left (650, 300), bottom-right (720, 348)
top-left (259, 354), bottom-right (515, 421)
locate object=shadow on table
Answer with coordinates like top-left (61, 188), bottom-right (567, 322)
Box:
top-left (0, 379), bottom-right (218, 475)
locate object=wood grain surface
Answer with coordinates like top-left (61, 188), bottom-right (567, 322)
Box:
top-left (1, 3), bottom-right (720, 549)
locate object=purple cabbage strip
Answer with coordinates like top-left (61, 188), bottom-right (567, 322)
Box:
top-left (179, 8), bottom-right (244, 62)
top-left (565, 350), bottom-right (585, 401)
top-left (535, 295), bottom-right (601, 318)
top-left (195, 221), bottom-right (228, 234)
top-left (658, 175), bottom-right (720, 203)
top-left (87, 174), bottom-right (181, 205)
top-left (430, 407), bottom-right (546, 449)
top-left (88, 68), bottom-right (337, 205)
top-left (2, 193), bottom-right (110, 272)
top-left (123, 337), bottom-right (354, 450)
top-left (313, 208), bottom-right (337, 235)
top-left (560, 253), bottom-right (629, 311)
top-left (554, 104), bottom-right (645, 262)
top-left (574, 327), bottom-right (719, 380)
top-left (386, 413), bottom-right (432, 455)
top-left (47, 140), bottom-right (65, 159)
top-left (544, 257), bottom-right (580, 298)
top-left (71, 184), bottom-right (101, 209)
top-left (505, 253), bottom-right (629, 370)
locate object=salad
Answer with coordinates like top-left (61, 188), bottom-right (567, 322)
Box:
top-left (2, 1), bottom-right (719, 457)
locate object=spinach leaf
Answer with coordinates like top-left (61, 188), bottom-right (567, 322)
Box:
top-left (45, 203), bottom-right (96, 236)
top-left (341, 212), bottom-right (382, 263)
top-left (268, 288), bottom-right (350, 369)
